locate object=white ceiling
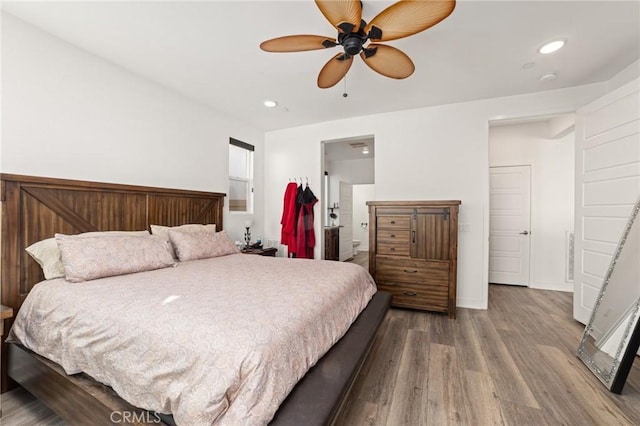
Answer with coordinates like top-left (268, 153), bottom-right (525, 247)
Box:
top-left (3, 1), bottom-right (639, 132)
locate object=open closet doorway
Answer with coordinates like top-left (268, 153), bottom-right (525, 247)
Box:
top-left (321, 136), bottom-right (375, 265)
top-left (488, 114), bottom-right (575, 292)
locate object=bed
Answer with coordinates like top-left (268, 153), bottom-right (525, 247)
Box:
top-left (0, 174), bottom-right (391, 425)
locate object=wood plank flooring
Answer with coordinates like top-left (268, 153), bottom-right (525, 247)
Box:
top-left (2, 284), bottom-right (639, 425)
top-left (347, 250), bottom-right (369, 268)
top-left (335, 284), bottom-right (640, 425)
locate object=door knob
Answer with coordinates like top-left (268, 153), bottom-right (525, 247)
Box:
top-left (519, 230), bottom-right (529, 235)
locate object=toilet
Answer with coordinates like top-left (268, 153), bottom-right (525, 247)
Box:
top-left (352, 240), bottom-right (360, 254)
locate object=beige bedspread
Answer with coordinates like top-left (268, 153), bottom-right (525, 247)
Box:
top-left (8, 254), bottom-right (376, 425)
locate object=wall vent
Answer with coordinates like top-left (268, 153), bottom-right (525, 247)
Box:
top-left (566, 231), bottom-right (575, 282)
top-left (349, 142), bottom-right (367, 148)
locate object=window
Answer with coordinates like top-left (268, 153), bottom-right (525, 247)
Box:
top-left (229, 138), bottom-right (254, 213)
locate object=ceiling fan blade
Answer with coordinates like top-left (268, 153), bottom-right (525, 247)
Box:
top-left (365, 0), bottom-right (456, 42)
top-left (260, 35), bottom-right (337, 52)
top-left (317, 53), bottom-right (354, 88)
top-left (315, 0), bottom-right (362, 34)
top-left (360, 44), bottom-right (415, 79)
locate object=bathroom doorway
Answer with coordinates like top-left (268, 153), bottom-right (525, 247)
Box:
top-left (322, 136), bottom-right (375, 261)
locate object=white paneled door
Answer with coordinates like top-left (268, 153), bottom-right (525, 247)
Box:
top-left (489, 165), bottom-right (532, 286)
top-left (574, 79), bottom-right (640, 325)
top-left (339, 181), bottom-right (353, 261)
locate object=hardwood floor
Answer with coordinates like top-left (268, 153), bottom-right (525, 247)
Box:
top-left (1, 386), bottom-right (64, 425)
top-left (347, 250), bottom-right (369, 268)
top-left (336, 284), bottom-right (640, 425)
top-left (2, 284), bottom-right (639, 425)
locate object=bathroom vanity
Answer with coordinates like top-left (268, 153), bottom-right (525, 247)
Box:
top-left (324, 226), bottom-right (339, 261)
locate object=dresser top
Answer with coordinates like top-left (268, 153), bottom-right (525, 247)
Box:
top-left (1, 305), bottom-right (13, 320)
top-left (366, 200), bottom-right (461, 207)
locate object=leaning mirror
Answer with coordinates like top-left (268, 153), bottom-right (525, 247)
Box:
top-left (578, 198), bottom-right (640, 393)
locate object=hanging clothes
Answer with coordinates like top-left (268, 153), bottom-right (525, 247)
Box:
top-left (295, 184), bottom-right (318, 259)
top-left (280, 182), bottom-right (298, 254)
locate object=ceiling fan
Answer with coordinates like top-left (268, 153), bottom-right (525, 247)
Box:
top-left (260, 0), bottom-right (456, 89)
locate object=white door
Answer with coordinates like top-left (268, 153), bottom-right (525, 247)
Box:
top-left (574, 79), bottom-right (640, 324)
top-left (339, 181), bottom-right (353, 261)
top-left (489, 165), bottom-right (532, 286)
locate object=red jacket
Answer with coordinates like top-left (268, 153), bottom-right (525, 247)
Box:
top-left (280, 182), bottom-right (299, 253)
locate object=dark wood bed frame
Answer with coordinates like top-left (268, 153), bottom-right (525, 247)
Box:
top-left (1, 174), bottom-right (391, 425)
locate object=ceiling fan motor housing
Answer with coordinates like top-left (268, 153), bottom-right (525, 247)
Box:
top-left (338, 22), bottom-right (369, 56)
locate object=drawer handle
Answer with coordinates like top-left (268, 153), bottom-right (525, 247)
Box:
top-left (403, 291), bottom-right (417, 296)
top-left (412, 230), bottom-right (416, 243)
top-left (390, 220), bottom-right (396, 224)
top-left (404, 269), bottom-right (418, 273)
top-left (390, 248), bottom-right (396, 251)
top-left (390, 234), bottom-right (396, 238)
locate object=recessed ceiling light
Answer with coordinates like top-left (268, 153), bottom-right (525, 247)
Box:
top-left (263, 100), bottom-right (277, 108)
top-left (539, 72), bottom-right (558, 82)
top-left (522, 62), bottom-right (536, 70)
top-left (362, 146), bottom-right (369, 154)
top-left (538, 39), bottom-right (566, 54)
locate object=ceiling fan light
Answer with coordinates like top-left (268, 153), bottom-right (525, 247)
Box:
top-left (538, 39), bottom-right (566, 54)
top-left (263, 100), bottom-right (278, 108)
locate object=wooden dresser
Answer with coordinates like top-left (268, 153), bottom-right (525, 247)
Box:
top-left (367, 201), bottom-right (461, 318)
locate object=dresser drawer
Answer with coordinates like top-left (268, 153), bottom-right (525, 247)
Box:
top-left (375, 257), bottom-right (449, 285)
top-left (377, 241), bottom-right (410, 256)
top-left (376, 215), bottom-right (410, 229)
top-left (376, 281), bottom-right (448, 311)
top-left (377, 229), bottom-right (410, 243)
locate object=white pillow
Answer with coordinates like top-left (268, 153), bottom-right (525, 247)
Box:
top-left (25, 230), bottom-right (150, 280)
top-left (169, 230), bottom-right (239, 262)
top-left (25, 238), bottom-right (66, 280)
top-left (55, 233), bottom-right (174, 282)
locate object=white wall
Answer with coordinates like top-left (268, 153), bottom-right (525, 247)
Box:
top-left (1, 13), bottom-right (265, 243)
top-left (352, 184), bottom-right (374, 252)
top-left (327, 158), bottom-right (375, 185)
top-left (264, 83), bottom-right (608, 309)
top-left (489, 121), bottom-right (575, 292)
top-left (326, 157), bottom-right (374, 212)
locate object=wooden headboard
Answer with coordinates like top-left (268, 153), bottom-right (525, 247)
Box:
top-left (0, 174), bottom-right (225, 391)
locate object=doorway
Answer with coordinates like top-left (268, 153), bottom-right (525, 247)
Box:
top-left (321, 136), bottom-right (375, 261)
top-left (488, 115), bottom-right (576, 292)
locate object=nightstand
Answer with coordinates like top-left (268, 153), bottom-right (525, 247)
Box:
top-left (1, 304), bottom-right (13, 412)
top-left (1, 305), bottom-right (13, 336)
top-left (241, 247), bottom-right (278, 257)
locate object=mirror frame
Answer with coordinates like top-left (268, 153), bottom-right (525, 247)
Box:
top-left (577, 198), bottom-right (640, 394)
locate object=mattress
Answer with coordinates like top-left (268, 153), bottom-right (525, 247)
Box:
top-left (7, 253), bottom-right (377, 425)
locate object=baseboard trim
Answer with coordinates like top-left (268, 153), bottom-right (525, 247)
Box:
top-left (530, 281), bottom-right (574, 292)
top-left (457, 298), bottom-right (486, 310)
